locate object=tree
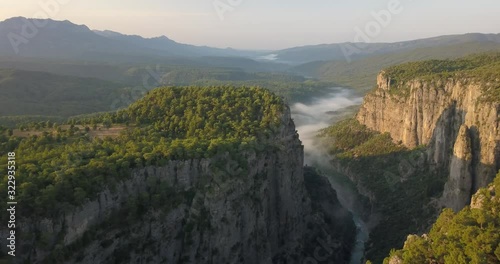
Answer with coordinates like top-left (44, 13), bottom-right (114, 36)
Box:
top-left (103, 119), bottom-right (112, 129)
top-left (385, 172), bottom-right (500, 263)
top-left (0, 86), bottom-right (287, 224)
top-left (73, 187), bottom-right (87, 204)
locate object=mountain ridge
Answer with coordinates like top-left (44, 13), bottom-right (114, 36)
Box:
top-left (2, 16), bottom-right (500, 66)
top-left (271, 33), bottom-right (500, 64)
top-left (319, 53), bottom-right (500, 262)
top-left (0, 17), bottom-right (258, 61)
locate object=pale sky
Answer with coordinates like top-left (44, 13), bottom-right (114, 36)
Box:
top-left (0, 0), bottom-right (499, 50)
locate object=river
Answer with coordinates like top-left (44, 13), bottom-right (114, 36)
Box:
top-left (290, 87), bottom-right (369, 264)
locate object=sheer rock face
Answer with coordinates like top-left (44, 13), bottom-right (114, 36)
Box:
top-left (9, 106), bottom-right (354, 264)
top-left (357, 72), bottom-right (500, 211)
top-left (443, 125), bottom-right (474, 211)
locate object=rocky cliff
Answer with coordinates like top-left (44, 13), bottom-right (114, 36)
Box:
top-left (385, 171), bottom-right (500, 263)
top-left (357, 71), bottom-right (500, 211)
top-left (7, 107), bottom-right (355, 264)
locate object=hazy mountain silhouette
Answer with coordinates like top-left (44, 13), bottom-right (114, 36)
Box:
top-left (0, 17), bottom-right (257, 61)
top-left (2, 17), bottom-right (500, 66)
top-left (93, 29), bottom-right (258, 58)
top-left (268, 33), bottom-right (500, 64)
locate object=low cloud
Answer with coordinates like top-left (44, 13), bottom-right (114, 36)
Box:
top-left (291, 88), bottom-right (368, 264)
top-left (291, 87), bottom-right (362, 165)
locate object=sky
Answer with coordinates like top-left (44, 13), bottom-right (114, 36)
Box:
top-left (0, 0), bottom-right (499, 50)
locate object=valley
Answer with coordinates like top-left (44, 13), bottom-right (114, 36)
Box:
top-left (0, 15), bottom-right (499, 264)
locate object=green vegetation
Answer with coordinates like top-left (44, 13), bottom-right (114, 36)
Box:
top-left (0, 115), bottom-right (65, 128)
top-left (0, 64), bottom-right (334, 127)
top-left (0, 69), bottom-right (126, 118)
top-left (385, 172), bottom-right (500, 264)
top-left (383, 53), bottom-right (500, 101)
top-left (161, 68), bottom-right (305, 84)
top-left (385, 53), bottom-right (500, 82)
top-left (0, 86), bottom-right (285, 220)
top-left (192, 78), bottom-right (337, 103)
top-left (83, 86), bottom-right (284, 140)
top-left (125, 66), bottom-right (339, 104)
top-left (320, 118), bottom-right (447, 263)
top-left (316, 53), bottom-right (500, 263)
top-left (319, 118), bottom-right (406, 158)
top-left (292, 44), bottom-right (500, 92)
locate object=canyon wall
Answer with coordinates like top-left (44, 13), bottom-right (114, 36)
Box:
top-left (4, 107), bottom-right (355, 264)
top-left (357, 71), bottom-right (500, 211)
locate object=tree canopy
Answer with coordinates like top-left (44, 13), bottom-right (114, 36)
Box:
top-left (0, 86), bottom-right (286, 219)
top-left (385, 171), bottom-right (500, 264)
top-left (384, 53), bottom-right (500, 101)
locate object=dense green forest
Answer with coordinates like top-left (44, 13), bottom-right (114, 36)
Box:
top-left (384, 53), bottom-right (500, 100)
top-left (192, 79), bottom-right (336, 103)
top-left (0, 69), bottom-right (125, 117)
top-left (319, 118), bottom-right (447, 263)
top-left (0, 116), bottom-right (65, 128)
top-left (385, 172), bottom-right (500, 264)
top-left (0, 66), bottom-right (334, 127)
top-left (0, 86), bottom-right (286, 220)
top-left (144, 68), bottom-right (337, 102)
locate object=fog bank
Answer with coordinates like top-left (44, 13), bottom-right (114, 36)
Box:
top-left (291, 87), bottom-right (362, 164)
top-left (291, 88), bottom-right (369, 264)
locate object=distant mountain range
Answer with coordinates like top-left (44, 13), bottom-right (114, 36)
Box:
top-left (2, 17), bottom-right (500, 66)
top-left (0, 17), bottom-right (260, 62)
top-left (269, 33), bottom-right (500, 64)
top-left (1, 16), bottom-right (500, 100)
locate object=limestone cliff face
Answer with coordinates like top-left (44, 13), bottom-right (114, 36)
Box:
top-left (442, 125), bottom-right (474, 211)
top-left (9, 107), bottom-right (354, 264)
top-left (357, 71), bottom-right (500, 211)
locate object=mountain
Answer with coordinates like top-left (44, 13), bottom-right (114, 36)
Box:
top-left (0, 65), bottom-right (333, 124)
top-left (0, 68), bottom-right (126, 118)
top-left (4, 17), bottom-right (500, 69)
top-left (319, 53), bottom-right (500, 262)
top-left (0, 17), bottom-right (259, 62)
top-left (3, 16), bottom-right (500, 94)
top-left (270, 33), bottom-right (500, 65)
top-left (0, 87), bottom-right (356, 263)
top-left (93, 29), bottom-right (260, 58)
top-left (357, 54), bottom-right (500, 211)
top-left (291, 41), bottom-right (500, 92)
top-left (0, 17), bottom-right (154, 60)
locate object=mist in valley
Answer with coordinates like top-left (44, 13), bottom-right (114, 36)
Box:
top-left (291, 88), bottom-right (369, 264)
top-left (291, 88), bottom-right (362, 164)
